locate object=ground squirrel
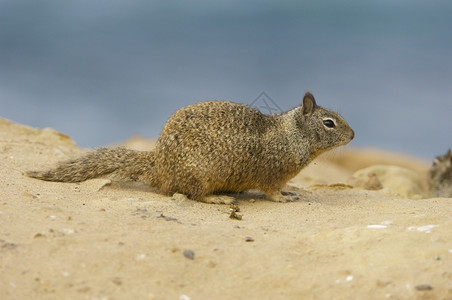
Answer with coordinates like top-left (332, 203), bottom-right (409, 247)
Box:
top-left (429, 149), bottom-right (452, 197)
top-left (28, 92), bottom-right (354, 203)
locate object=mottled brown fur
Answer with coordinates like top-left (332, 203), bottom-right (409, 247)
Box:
top-left (28, 92), bottom-right (354, 203)
top-left (429, 149), bottom-right (452, 197)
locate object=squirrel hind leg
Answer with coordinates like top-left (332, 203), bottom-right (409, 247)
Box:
top-left (166, 176), bottom-right (236, 204)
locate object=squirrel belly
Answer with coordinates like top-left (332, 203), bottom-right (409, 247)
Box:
top-left (28, 92), bottom-right (354, 203)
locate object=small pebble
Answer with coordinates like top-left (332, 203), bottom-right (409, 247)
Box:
top-left (245, 237), bottom-right (254, 242)
top-left (183, 249), bottom-right (195, 260)
top-left (367, 224), bottom-right (387, 229)
top-left (229, 205), bottom-right (242, 220)
top-left (229, 204), bottom-right (240, 212)
top-left (136, 254), bottom-right (147, 260)
top-left (33, 233), bottom-right (46, 238)
top-left (415, 284), bottom-right (433, 291)
top-left (229, 211), bottom-right (242, 220)
top-left (111, 277), bottom-right (122, 286)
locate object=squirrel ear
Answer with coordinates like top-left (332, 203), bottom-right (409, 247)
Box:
top-left (447, 149), bottom-right (452, 160)
top-left (302, 92), bottom-right (317, 116)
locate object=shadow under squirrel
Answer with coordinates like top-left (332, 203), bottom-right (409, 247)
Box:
top-left (28, 92), bottom-right (354, 203)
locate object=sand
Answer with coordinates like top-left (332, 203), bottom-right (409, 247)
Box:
top-left (1, 118), bottom-right (451, 300)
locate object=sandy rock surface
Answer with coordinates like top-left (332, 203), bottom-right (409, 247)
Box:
top-left (1, 118), bottom-right (451, 300)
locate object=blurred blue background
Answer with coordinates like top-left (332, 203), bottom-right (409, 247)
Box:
top-left (1, 0), bottom-right (451, 159)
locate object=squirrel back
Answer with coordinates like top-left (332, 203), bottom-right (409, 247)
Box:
top-left (28, 92), bottom-right (354, 203)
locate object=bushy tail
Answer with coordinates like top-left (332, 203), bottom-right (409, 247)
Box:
top-left (27, 147), bottom-right (155, 183)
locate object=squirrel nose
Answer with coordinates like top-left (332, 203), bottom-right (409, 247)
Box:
top-left (350, 129), bottom-right (355, 140)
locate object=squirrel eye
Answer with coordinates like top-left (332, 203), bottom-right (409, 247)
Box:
top-left (323, 119), bottom-right (336, 128)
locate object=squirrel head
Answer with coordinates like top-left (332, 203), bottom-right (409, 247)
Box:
top-left (297, 92), bottom-right (354, 154)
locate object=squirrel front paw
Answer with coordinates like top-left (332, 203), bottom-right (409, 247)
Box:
top-left (268, 190), bottom-right (300, 202)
